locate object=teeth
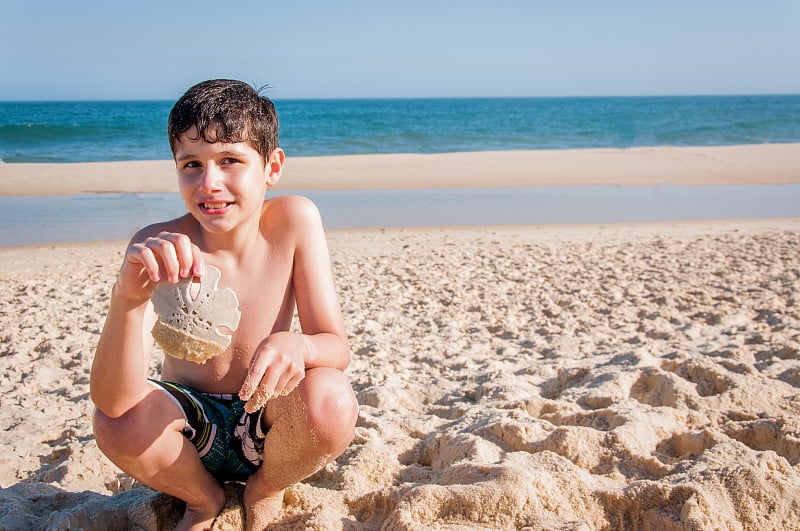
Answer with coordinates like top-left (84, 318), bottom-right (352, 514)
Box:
top-left (203, 202), bottom-right (227, 209)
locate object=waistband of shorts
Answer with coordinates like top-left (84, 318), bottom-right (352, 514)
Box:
top-left (148, 379), bottom-right (240, 401)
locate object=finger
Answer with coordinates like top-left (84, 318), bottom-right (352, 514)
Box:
top-left (161, 233), bottom-right (197, 279)
top-left (276, 371), bottom-right (305, 397)
top-left (244, 384), bottom-right (273, 414)
top-left (264, 348), bottom-right (304, 396)
top-left (239, 370), bottom-right (260, 401)
top-left (154, 232), bottom-right (188, 282)
top-left (243, 365), bottom-right (279, 413)
top-left (127, 243), bottom-right (162, 283)
top-left (240, 351), bottom-right (272, 401)
top-left (257, 365), bottom-right (281, 399)
top-left (166, 233), bottom-right (193, 279)
top-left (146, 236), bottom-right (181, 283)
top-left (189, 242), bottom-right (205, 278)
top-left (271, 356), bottom-right (304, 396)
top-left (270, 368), bottom-right (293, 397)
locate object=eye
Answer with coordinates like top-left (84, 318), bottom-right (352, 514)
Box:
top-left (184, 160), bottom-right (201, 168)
top-left (221, 157), bottom-right (241, 165)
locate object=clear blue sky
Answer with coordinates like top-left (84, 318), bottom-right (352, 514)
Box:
top-left (2, 0), bottom-right (798, 101)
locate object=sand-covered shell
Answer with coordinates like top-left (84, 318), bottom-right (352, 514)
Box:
top-left (150, 265), bottom-right (241, 364)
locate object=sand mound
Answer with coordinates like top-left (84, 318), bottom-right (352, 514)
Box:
top-left (1, 220), bottom-right (800, 529)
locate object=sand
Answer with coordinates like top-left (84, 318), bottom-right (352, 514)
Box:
top-left (1, 146), bottom-right (800, 529)
top-left (1, 219), bottom-right (799, 529)
top-left (1, 143), bottom-right (799, 195)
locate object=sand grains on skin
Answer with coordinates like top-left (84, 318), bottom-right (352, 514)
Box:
top-left (1, 219), bottom-right (800, 529)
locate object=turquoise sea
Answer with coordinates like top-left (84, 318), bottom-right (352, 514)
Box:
top-left (2, 95), bottom-right (800, 163)
top-left (1, 95), bottom-right (799, 246)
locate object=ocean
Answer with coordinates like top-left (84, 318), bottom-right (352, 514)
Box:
top-left (2, 95), bottom-right (800, 163)
top-left (1, 95), bottom-right (799, 246)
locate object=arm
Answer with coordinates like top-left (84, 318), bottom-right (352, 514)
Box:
top-left (90, 228), bottom-right (204, 417)
top-left (90, 284), bottom-right (156, 418)
top-left (292, 198), bottom-right (350, 370)
top-left (240, 197), bottom-right (350, 403)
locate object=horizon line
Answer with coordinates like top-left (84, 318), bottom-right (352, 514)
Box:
top-left (2, 92), bottom-right (800, 104)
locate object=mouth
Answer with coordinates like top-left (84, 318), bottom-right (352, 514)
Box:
top-left (199, 201), bottom-right (233, 213)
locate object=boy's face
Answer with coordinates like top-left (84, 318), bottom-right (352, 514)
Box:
top-left (173, 127), bottom-right (283, 235)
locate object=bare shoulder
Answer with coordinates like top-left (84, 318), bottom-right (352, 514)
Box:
top-left (127, 214), bottom-right (197, 244)
top-left (262, 195), bottom-right (324, 234)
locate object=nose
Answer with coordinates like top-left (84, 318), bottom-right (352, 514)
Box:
top-left (199, 163), bottom-right (224, 192)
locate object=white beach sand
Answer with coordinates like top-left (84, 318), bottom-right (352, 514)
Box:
top-left (1, 143), bottom-right (799, 196)
top-left (1, 147), bottom-right (800, 529)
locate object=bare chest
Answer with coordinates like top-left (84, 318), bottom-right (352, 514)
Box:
top-left (161, 251), bottom-right (296, 391)
top-left (223, 257), bottom-right (295, 350)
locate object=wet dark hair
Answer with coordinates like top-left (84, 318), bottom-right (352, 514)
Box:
top-left (168, 79), bottom-right (279, 162)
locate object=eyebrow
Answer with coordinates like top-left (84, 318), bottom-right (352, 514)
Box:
top-left (175, 149), bottom-right (248, 163)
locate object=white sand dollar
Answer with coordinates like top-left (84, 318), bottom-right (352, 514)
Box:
top-left (150, 265), bottom-right (241, 363)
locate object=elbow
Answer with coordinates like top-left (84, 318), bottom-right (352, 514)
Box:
top-left (338, 336), bottom-right (351, 370)
top-left (90, 390), bottom-right (124, 419)
top-left (336, 351), bottom-right (351, 371)
top-left (89, 375), bottom-right (112, 417)
top-left (320, 344), bottom-right (349, 372)
top-left (304, 332), bottom-right (350, 370)
top-left (89, 380), bottom-right (136, 419)
top-left (91, 398), bottom-right (135, 420)
top-left (329, 341), bottom-right (351, 372)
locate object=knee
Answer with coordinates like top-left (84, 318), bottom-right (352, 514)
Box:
top-left (93, 392), bottom-right (180, 462)
top-left (302, 369), bottom-right (359, 452)
top-left (93, 407), bottom-right (131, 461)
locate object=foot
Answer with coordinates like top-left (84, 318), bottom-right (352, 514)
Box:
top-left (175, 499), bottom-right (225, 531)
top-left (243, 485), bottom-right (284, 531)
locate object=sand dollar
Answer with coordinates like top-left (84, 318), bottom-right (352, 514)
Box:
top-left (150, 265), bottom-right (241, 363)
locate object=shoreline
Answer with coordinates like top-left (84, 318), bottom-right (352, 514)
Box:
top-left (2, 216), bottom-right (798, 255)
top-left (1, 143), bottom-right (799, 196)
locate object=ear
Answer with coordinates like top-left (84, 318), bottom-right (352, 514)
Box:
top-left (265, 148), bottom-right (285, 188)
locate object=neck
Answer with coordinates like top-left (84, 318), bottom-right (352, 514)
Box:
top-left (196, 215), bottom-right (262, 259)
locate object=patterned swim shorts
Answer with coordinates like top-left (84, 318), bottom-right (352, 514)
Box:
top-left (149, 379), bottom-right (267, 482)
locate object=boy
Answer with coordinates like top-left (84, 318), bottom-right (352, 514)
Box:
top-left (90, 79), bottom-right (358, 530)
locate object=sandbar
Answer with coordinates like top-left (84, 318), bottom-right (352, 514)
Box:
top-left (1, 143), bottom-right (799, 196)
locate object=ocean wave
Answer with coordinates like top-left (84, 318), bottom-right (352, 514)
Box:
top-left (2, 96), bottom-right (799, 163)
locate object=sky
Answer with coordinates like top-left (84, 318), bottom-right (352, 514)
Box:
top-left (1, 0), bottom-right (799, 101)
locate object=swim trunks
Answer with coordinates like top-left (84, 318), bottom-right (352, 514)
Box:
top-left (149, 379), bottom-right (267, 482)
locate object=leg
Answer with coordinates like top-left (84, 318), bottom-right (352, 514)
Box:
top-left (243, 367), bottom-right (358, 530)
top-left (93, 387), bottom-right (225, 531)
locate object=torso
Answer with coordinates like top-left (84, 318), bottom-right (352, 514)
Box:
top-left (156, 199), bottom-right (297, 393)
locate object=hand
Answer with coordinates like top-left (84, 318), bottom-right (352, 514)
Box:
top-left (115, 231), bottom-right (205, 302)
top-left (239, 332), bottom-right (308, 412)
